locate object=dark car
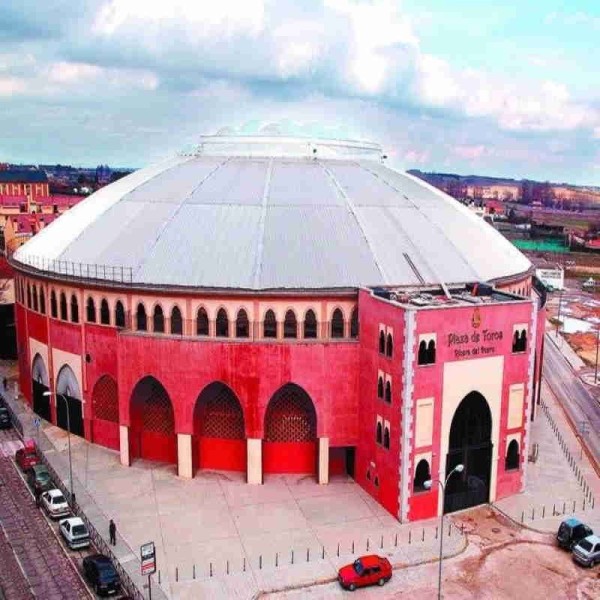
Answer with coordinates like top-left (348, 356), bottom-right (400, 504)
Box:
top-left (557, 517), bottom-right (593, 550)
top-left (0, 407), bottom-right (11, 429)
top-left (27, 464), bottom-right (53, 494)
top-left (82, 554), bottom-right (121, 596)
top-left (337, 555), bottom-right (392, 591)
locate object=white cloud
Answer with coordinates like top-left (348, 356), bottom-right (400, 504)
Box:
top-left (93, 0), bottom-right (265, 37)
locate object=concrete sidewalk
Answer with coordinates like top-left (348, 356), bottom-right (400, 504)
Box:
top-left (1, 357), bottom-right (599, 599)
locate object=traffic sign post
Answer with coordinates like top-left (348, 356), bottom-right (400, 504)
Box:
top-left (33, 417), bottom-right (41, 449)
top-left (140, 541), bottom-right (156, 600)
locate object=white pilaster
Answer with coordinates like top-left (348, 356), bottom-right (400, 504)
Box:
top-left (119, 425), bottom-right (130, 467)
top-left (318, 437), bottom-right (329, 485)
top-left (177, 433), bottom-right (193, 479)
top-left (247, 438), bottom-right (263, 484)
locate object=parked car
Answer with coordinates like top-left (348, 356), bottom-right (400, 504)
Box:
top-left (27, 464), bottom-right (53, 494)
top-left (572, 535), bottom-right (600, 567)
top-left (82, 554), bottom-right (121, 596)
top-left (59, 517), bottom-right (90, 550)
top-left (41, 489), bottom-right (70, 519)
top-left (557, 517), bottom-right (593, 550)
top-left (15, 440), bottom-right (39, 471)
top-left (0, 406), bottom-right (11, 429)
top-left (337, 555), bottom-right (392, 591)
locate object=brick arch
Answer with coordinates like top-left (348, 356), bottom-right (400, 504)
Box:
top-left (91, 375), bottom-right (119, 450)
top-left (192, 382), bottom-right (246, 473)
top-left (129, 376), bottom-right (176, 465)
top-left (263, 383), bottom-right (317, 475)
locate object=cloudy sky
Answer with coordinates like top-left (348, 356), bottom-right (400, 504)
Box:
top-left (0, 0), bottom-right (598, 184)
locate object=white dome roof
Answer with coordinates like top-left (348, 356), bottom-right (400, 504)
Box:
top-left (14, 136), bottom-right (531, 290)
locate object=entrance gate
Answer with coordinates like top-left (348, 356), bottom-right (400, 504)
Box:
top-left (445, 392), bottom-right (492, 513)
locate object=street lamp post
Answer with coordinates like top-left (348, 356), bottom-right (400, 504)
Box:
top-left (425, 463), bottom-right (464, 600)
top-left (43, 391), bottom-right (74, 504)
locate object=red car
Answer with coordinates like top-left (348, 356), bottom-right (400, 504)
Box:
top-left (15, 440), bottom-right (39, 472)
top-left (338, 555), bottom-right (392, 591)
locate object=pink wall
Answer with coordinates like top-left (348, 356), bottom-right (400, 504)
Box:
top-left (117, 334), bottom-right (360, 444)
top-left (411, 300), bottom-right (533, 517)
top-left (355, 289), bottom-right (405, 518)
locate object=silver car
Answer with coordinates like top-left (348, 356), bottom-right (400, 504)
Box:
top-left (573, 534), bottom-right (600, 568)
top-left (41, 489), bottom-right (70, 519)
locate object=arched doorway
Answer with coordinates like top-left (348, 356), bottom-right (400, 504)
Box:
top-left (445, 392), bottom-right (492, 513)
top-left (31, 354), bottom-right (50, 421)
top-left (193, 382), bottom-right (246, 473)
top-left (56, 365), bottom-right (84, 437)
top-left (91, 375), bottom-right (119, 450)
top-left (263, 384), bottom-right (317, 475)
top-left (129, 377), bottom-right (176, 464)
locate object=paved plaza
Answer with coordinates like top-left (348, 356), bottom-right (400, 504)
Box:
top-left (1, 347), bottom-right (600, 599)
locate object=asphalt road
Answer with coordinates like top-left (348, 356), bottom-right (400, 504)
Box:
top-left (543, 333), bottom-right (600, 465)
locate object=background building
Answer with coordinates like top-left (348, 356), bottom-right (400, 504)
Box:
top-left (10, 136), bottom-right (545, 522)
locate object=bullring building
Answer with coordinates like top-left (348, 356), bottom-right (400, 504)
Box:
top-left (11, 136), bottom-right (545, 521)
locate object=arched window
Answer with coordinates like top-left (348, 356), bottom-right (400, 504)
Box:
top-left (216, 308), bottom-right (229, 337)
top-left (350, 307), bottom-right (359, 338)
top-left (115, 301), bottom-right (125, 328)
top-left (383, 426), bottom-right (390, 449)
top-left (100, 299), bottom-right (110, 325)
top-left (512, 330), bottom-right (520, 352)
top-left (303, 309), bottom-right (317, 339)
top-left (39, 288), bottom-right (46, 314)
top-left (26, 284), bottom-right (32, 308)
top-left (59, 292), bottom-right (67, 320)
top-left (413, 459), bottom-right (431, 492)
top-left (331, 308), bottom-right (344, 338)
top-left (70, 294), bottom-right (79, 323)
top-left (236, 309), bottom-right (249, 338)
top-left (171, 306), bottom-right (183, 335)
top-left (505, 440), bottom-right (520, 470)
top-left (263, 309), bottom-right (277, 338)
top-left (386, 333), bottom-right (393, 357)
top-left (377, 376), bottom-right (384, 399)
top-left (379, 330), bottom-right (386, 354)
top-left (418, 340), bottom-right (427, 364)
top-left (50, 291), bottom-right (57, 317)
top-left (153, 305), bottom-right (165, 333)
top-left (86, 297), bottom-right (96, 322)
top-left (196, 307), bottom-right (209, 336)
top-left (136, 303), bottom-right (147, 331)
top-left (427, 340), bottom-right (436, 364)
top-left (520, 330), bottom-right (527, 352)
top-left (32, 285), bottom-right (38, 311)
top-left (283, 310), bottom-right (297, 339)
top-left (376, 421), bottom-right (383, 444)
top-left (385, 381), bottom-right (392, 403)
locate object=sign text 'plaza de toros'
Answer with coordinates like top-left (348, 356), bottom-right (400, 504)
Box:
top-left (10, 135), bottom-right (545, 522)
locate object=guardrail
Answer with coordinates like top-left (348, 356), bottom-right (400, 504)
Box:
top-left (0, 390), bottom-right (146, 600)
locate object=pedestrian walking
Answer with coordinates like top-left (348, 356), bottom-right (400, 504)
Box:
top-left (109, 519), bottom-right (116, 546)
top-left (34, 487), bottom-right (41, 508)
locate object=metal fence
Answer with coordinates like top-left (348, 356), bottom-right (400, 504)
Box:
top-left (10, 252), bottom-right (133, 284)
top-left (162, 522), bottom-right (467, 583)
top-left (3, 392), bottom-right (146, 600)
top-left (540, 399), bottom-right (596, 506)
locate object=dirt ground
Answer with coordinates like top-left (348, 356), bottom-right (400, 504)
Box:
top-left (392, 508), bottom-right (600, 600)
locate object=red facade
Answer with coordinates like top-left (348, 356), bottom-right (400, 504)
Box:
top-left (14, 272), bottom-right (544, 522)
